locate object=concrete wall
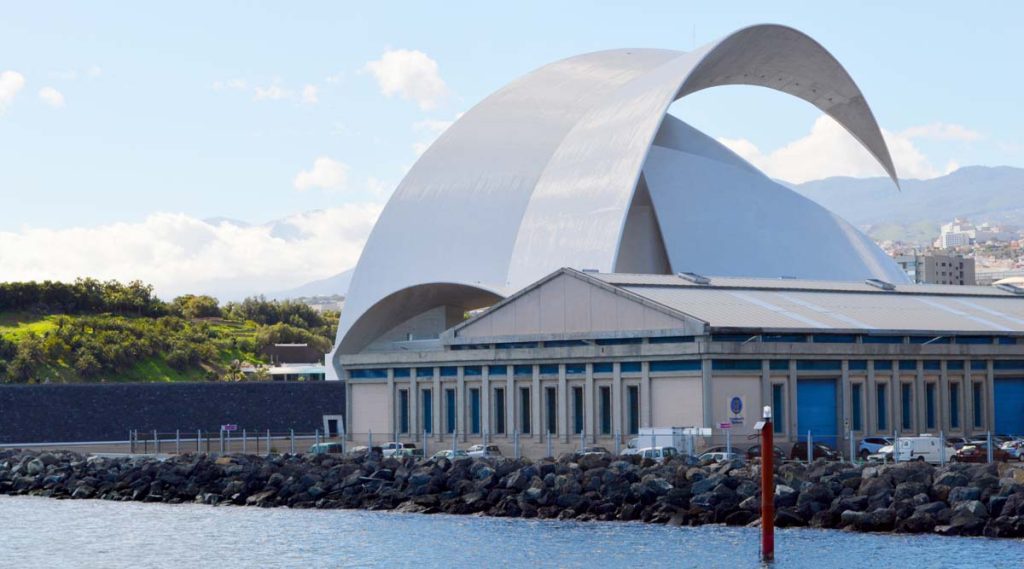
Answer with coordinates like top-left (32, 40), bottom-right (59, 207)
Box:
top-left (650, 375), bottom-right (702, 427)
top-left (0, 382), bottom-right (345, 444)
top-left (350, 382), bottom-right (389, 436)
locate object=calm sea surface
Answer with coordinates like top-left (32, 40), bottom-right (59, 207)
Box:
top-left (1, 495), bottom-right (1021, 568)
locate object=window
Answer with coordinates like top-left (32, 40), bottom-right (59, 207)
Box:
top-left (445, 389), bottom-right (457, 434)
top-left (545, 339), bottom-right (587, 348)
top-left (539, 364), bottom-right (558, 375)
top-left (572, 387), bottom-right (584, 434)
top-left (350, 368), bottom-right (387, 379)
top-left (898, 360), bottom-right (917, 371)
top-left (648, 336), bottom-right (694, 344)
top-left (949, 383), bottom-right (960, 429)
top-left (957, 336), bottom-right (994, 345)
top-left (469, 388), bottom-right (481, 434)
top-left (848, 360), bottom-right (868, 371)
top-left (877, 384), bottom-right (888, 431)
top-left (901, 383), bottom-right (912, 431)
top-left (566, 364), bottom-right (586, 375)
top-left (925, 383), bottom-right (936, 430)
top-left (763, 334), bottom-right (806, 343)
top-left (621, 362), bottom-right (642, 373)
top-left (398, 390), bottom-right (410, 434)
top-left (972, 382), bottom-right (983, 428)
top-left (711, 334), bottom-right (757, 342)
top-left (923, 360), bottom-right (941, 371)
top-left (863, 335), bottom-right (903, 344)
top-left (494, 388), bottom-right (506, 435)
top-left (514, 365), bottom-right (532, 376)
top-left (772, 384), bottom-right (785, 434)
top-left (440, 367), bottom-right (458, 377)
top-left (545, 386), bottom-right (557, 435)
top-left (796, 360), bottom-right (841, 371)
top-left (813, 334), bottom-right (856, 343)
top-left (874, 361), bottom-right (893, 371)
top-left (770, 360), bottom-right (790, 371)
top-left (593, 362), bottom-right (613, 374)
top-left (595, 337), bottom-right (642, 346)
top-left (496, 341), bottom-right (539, 349)
top-left (464, 366), bottom-right (482, 377)
top-left (970, 360), bottom-right (987, 371)
top-left (947, 361), bottom-right (965, 371)
top-left (993, 360), bottom-right (1024, 371)
top-left (393, 368), bottom-right (411, 378)
top-left (909, 336), bottom-right (950, 345)
top-left (519, 388), bottom-right (532, 434)
top-left (852, 384), bottom-right (863, 432)
top-left (422, 389), bottom-right (433, 434)
top-left (488, 365), bottom-right (507, 376)
top-left (712, 359), bottom-right (761, 371)
top-left (599, 386), bottom-right (612, 435)
top-left (417, 368), bottom-right (434, 378)
top-left (627, 385), bottom-right (640, 435)
top-left (649, 360), bottom-right (700, 372)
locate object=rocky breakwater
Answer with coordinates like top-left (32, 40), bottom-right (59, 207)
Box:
top-left (2, 449), bottom-right (1023, 538)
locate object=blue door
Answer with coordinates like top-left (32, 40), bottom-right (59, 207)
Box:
top-left (798, 378), bottom-right (838, 448)
top-left (994, 378), bottom-right (1024, 436)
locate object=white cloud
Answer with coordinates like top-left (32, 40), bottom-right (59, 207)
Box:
top-left (0, 70), bottom-right (26, 114)
top-left (253, 83), bottom-right (292, 101)
top-left (38, 86), bottom-right (65, 108)
top-left (0, 205), bottom-right (383, 299)
top-left (717, 114), bottom-right (965, 183)
top-left (212, 78), bottom-right (247, 91)
top-left (364, 49), bottom-right (449, 110)
top-left (302, 84), bottom-right (319, 104)
top-left (293, 157), bottom-right (349, 191)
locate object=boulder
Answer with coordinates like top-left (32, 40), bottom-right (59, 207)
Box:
top-left (774, 508), bottom-right (807, 528)
top-left (774, 484), bottom-right (797, 509)
top-left (947, 486), bottom-right (981, 504)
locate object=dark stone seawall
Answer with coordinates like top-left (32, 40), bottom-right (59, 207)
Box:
top-left (0, 383), bottom-right (345, 443)
top-left (3, 450), bottom-right (1024, 539)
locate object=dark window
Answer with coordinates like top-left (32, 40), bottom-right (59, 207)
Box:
top-left (494, 388), bottom-right (506, 435)
top-left (971, 360), bottom-right (987, 371)
top-left (545, 339), bottom-right (588, 348)
top-left (469, 388), bottom-right (481, 434)
top-left (393, 368), bottom-right (411, 378)
top-left (925, 383), bottom-right (936, 430)
top-left (957, 336), bottom-right (994, 345)
top-left (997, 337), bottom-right (1017, 345)
top-left (648, 336), bottom-right (695, 344)
top-left (464, 366), bottom-right (482, 377)
top-left (909, 336), bottom-right (951, 345)
top-left (545, 387), bottom-right (557, 435)
top-left (350, 368), bottom-right (387, 379)
top-left (993, 360), bottom-right (1024, 371)
top-left (599, 386), bottom-right (612, 435)
top-left (445, 389), bottom-right (457, 434)
top-left (712, 359), bottom-right (761, 371)
top-left (519, 388), bottom-right (531, 434)
top-left (901, 383), bottom-right (912, 431)
top-left (422, 389), bottom-right (433, 434)
top-left (763, 334), bottom-right (806, 343)
top-left (627, 386), bottom-right (640, 435)
top-left (495, 342), bottom-right (539, 349)
top-left (972, 382), bottom-right (983, 428)
top-left (539, 364), bottom-right (559, 375)
top-left (451, 344), bottom-right (491, 350)
top-left (649, 360), bottom-right (701, 372)
top-left (514, 364), bottom-right (532, 376)
top-left (595, 337), bottom-right (643, 346)
top-left (417, 368), bottom-right (434, 378)
top-left (572, 387), bottom-right (584, 434)
top-left (711, 334), bottom-right (758, 343)
top-left (440, 367), bottom-right (458, 377)
top-left (848, 360), bottom-right (868, 371)
top-left (796, 360), bottom-right (841, 371)
top-left (923, 360), bottom-right (941, 371)
top-left (899, 360), bottom-right (917, 371)
top-left (813, 334), bottom-right (856, 343)
top-left (947, 361), bottom-right (965, 371)
top-left (566, 364), bottom-right (586, 375)
top-left (877, 384), bottom-right (888, 431)
top-left (863, 335), bottom-right (904, 344)
top-left (770, 360), bottom-right (790, 371)
top-left (772, 384), bottom-right (785, 434)
top-left (593, 362), bottom-right (613, 374)
top-left (621, 362), bottom-right (642, 373)
top-left (874, 361), bottom-right (893, 371)
top-left (949, 383), bottom-right (960, 429)
top-left (398, 390), bottom-right (410, 434)
top-left (852, 384), bottom-right (863, 432)
top-left (488, 365), bottom-right (507, 376)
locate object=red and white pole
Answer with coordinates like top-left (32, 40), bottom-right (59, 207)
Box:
top-left (761, 405), bottom-right (775, 562)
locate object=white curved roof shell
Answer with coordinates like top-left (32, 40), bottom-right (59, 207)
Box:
top-left (335, 24), bottom-right (906, 356)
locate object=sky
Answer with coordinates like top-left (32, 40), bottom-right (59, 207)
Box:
top-left (2, 1), bottom-right (1022, 298)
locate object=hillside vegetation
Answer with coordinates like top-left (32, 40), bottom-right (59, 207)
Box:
top-left (0, 279), bottom-right (337, 384)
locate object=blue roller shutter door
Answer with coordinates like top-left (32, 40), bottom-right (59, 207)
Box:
top-left (797, 378), bottom-right (838, 448)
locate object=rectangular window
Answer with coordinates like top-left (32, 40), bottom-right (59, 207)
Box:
top-left (970, 360), bottom-right (987, 371)
top-left (796, 360), bottom-right (841, 371)
top-left (863, 335), bottom-right (904, 344)
top-left (422, 389), bottom-right (433, 434)
top-left (627, 385), bottom-right (640, 435)
top-left (848, 360), bottom-right (868, 371)
top-left (445, 389), bottom-right (457, 434)
top-left (440, 367), bottom-right (458, 377)
top-left (763, 334), bottom-right (806, 343)
top-left (488, 365), bottom-right (507, 376)
top-left (545, 386), bottom-right (557, 435)
top-left (545, 339), bottom-right (587, 348)
top-left (813, 334), bottom-right (856, 343)
top-left (769, 360), bottom-right (790, 371)
top-left (621, 362), bottom-right (642, 373)
top-left (464, 366), bottom-right (482, 377)
top-left (877, 384), bottom-right (888, 431)
top-left (599, 386), bottom-right (612, 435)
top-left (469, 388), bottom-right (481, 434)
top-left (772, 384), bottom-right (785, 434)
top-left (393, 368), bottom-right (411, 378)
top-left (711, 334), bottom-right (757, 342)
top-left (649, 360), bottom-right (701, 372)
top-left (648, 336), bottom-right (695, 344)
top-left (711, 359), bottom-right (761, 371)
top-left (595, 337), bottom-right (643, 346)
top-left (514, 364), bottom-right (533, 376)
top-left (852, 383), bottom-right (863, 432)
top-left (572, 387), bottom-right (584, 434)
top-left (925, 383), bottom-right (936, 430)
top-left (909, 336), bottom-right (951, 345)
top-left (398, 389), bottom-right (410, 434)
top-left (494, 388), bottom-right (506, 435)
top-left (566, 364), bottom-right (586, 375)
top-left (993, 360), bottom-right (1024, 371)
top-left (350, 368), bottom-right (388, 379)
top-left (417, 368), bottom-right (434, 378)
top-left (901, 383), bottom-right (912, 431)
top-left (973, 382), bottom-right (983, 428)
top-left (519, 387), bottom-right (532, 434)
top-left (539, 364), bottom-right (559, 376)
top-left (957, 336), bottom-right (994, 345)
top-left (923, 360), bottom-right (941, 371)
top-left (593, 362), bottom-right (613, 374)
top-left (874, 361), bottom-right (893, 371)
top-left (949, 383), bottom-right (960, 429)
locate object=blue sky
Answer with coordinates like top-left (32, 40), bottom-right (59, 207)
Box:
top-left (1, 1), bottom-right (1022, 297)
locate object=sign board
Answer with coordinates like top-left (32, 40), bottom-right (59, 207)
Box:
top-left (221, 424), bottom-right (238, 432)
top-left (718, 422), bottom-right (732, 430)
top-left (728, 396), bottom-right (745, 425)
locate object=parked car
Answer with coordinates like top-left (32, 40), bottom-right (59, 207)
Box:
top-left (951, 444), bottom-right (1013, 463)
top-left (858, 437), bottom-right (893, 459)
top-left (391, 447), bottom-right (424, 459)
top-left (431, 449), bottom-right (470, 461)
top-left (791, 442), bottom-right (841, 461)
top-left (638, 446), bottom-right (680, 463)
top-left (381, 442), bottom-right (418, 457)
top-left (698, 451), bottom-right (744, 464)
top-left (1001, 440), bottom-right (1024, 461)
top-left (746, 444), bottom-right (786, 462)
top-left (894, 436), bottom-right (956, 464)
top-left (308, 442), bottom-right (345, 455)
top-left (467, 444), bottom-right (502, 458)
top-left (867, 444), bottom-right (894, 462)
top-left (945, 436), bottom-right (968, 450)
top-left (574, 446), bottom-right (611, 459)
top-left (703, 445), bottom-right (747, 455)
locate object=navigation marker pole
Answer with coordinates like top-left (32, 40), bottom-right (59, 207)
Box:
top-left (758, 406), bottom-right (775, 563)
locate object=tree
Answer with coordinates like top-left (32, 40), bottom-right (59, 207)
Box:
top-left (171, 295), bottom-right (222, 319)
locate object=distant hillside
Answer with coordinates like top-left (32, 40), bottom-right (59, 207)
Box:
top-left (268, 268), bottom-right (353, 300)
top-left (792, 166), bottom-right (1024, 242)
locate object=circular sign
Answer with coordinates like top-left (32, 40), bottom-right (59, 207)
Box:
top-left (730, 396), bottom-right (743, 415)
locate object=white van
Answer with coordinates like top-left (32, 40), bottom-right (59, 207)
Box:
top-left (895, 436), bottom-right (956, 463)
top-left (638, 446), bottom-right (680, 463)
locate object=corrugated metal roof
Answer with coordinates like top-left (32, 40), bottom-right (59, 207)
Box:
top-left (599, 277), bottom-right (1024, 333)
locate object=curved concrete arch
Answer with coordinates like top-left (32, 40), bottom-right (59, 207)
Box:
top-left (335, 24), bottom-right (903, 356)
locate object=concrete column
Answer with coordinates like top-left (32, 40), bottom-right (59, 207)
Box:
top-left (986, 360), bottom-right (995, 433)
top-left (585, 364), bottom-right (595, 443)
top-left (938, 361), bottom-right (949, 433)
top-left (506, 370), bottom-right (515, 437)
top-left (866, 361), bottom-right (876, 436)
top-left (964, 359), bottom-right (975, 437)
top-left (409, 369), bottom-right (419, 442)
top-left (532, 365), bottom-right (541, 442)
top-left (344, 377), bottom-right (354, 441)
top-left (558, 365), bottom-right (568, 443)
top-left (640, 361), bottom-right (652, 429)
top-left (457, 367), bottom-right (466, 442)
top-left (387, 368), bottom-right (396, 441)
top-left (702, 359), bottom-right (714, 428)
top-left (841, 361), bottom-right (851, 441)
top-left (432, 369), bottom-right (441, 442)
top-left (481, 367), bottom-right (490, 441)
top-left (612, 363), bottom-right (623, 439)
top-left (892, 359), bottom-right (900, 434)
top-left (915, 362), bottom-right (925, 434)
top-left (788, 360), bottom-right (798, 440)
